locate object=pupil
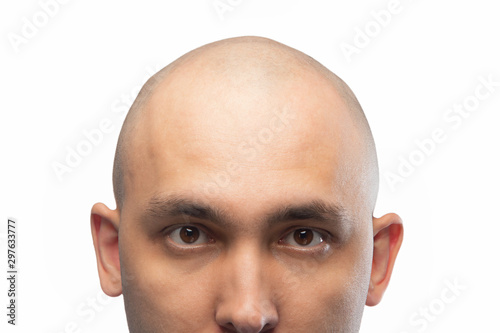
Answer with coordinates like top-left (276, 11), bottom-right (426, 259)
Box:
top-left (294, 229), bottom-right (313, 245)
top-left (180, 227), bottom-right (199, 243)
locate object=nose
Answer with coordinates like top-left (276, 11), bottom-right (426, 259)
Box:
top-left (215, 246), bottom-right (279, 333)
top-left (217, 302), bottom-right (278, 333)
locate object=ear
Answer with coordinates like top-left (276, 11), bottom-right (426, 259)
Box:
top-left (90, 202), bottom-right (122, 297)
top-left (366, 213), bottom-right (404, 306)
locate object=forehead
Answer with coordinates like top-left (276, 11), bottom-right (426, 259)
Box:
top-left (122, 64), bottom-right (369, 219)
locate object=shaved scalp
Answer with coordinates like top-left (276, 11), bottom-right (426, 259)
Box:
top-left (113, 36), bottom-right (377, 210)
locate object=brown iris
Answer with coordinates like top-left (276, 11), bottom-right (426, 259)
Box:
top-left (293, 229), bottom-right (314, 246)
top-left (179, 226), bottom-right (200, 243)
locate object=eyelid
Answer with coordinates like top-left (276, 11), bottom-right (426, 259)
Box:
top-left (279, 227), bottom-right (331, 248)
top-left (162, 223), bottom-right (333, 252)
top-left (164, 224), bottom-right (214, 247)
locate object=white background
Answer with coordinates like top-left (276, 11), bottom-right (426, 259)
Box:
top-left (1, 0), bottom-right (499, 332)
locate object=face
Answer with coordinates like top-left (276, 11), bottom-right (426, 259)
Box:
top-left (116, 63), bottom-right (377, 332)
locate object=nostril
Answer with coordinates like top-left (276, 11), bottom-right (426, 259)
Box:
top-left (261, 323), bottom-right (275, 332)
top-left (215, 297), bottom-right (279, 332)
top-left (218, 319), bottom-right (277, 333)
top-left (219, 323), bottom-right (237, 333)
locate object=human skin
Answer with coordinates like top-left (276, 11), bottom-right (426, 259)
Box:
top-left (91, 36), bottom-right (403, 332)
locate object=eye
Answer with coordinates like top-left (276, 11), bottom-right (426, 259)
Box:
top-left (282, 228), bottom-right (324, 247)
top-left (167, 226), bottom-right (211, 246)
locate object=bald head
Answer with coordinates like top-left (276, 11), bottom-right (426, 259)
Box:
top-left (92, 36), bottom-right (406, 333)
top-left (113, 36), bottom-right (378, 212)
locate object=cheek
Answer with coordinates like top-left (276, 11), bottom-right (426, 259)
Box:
top-left (274, 264), bottom-right (367, 330)
top-left (275, 232), bottom-right (372, 330)
top-left (119, 229), bottom-right (218, 331)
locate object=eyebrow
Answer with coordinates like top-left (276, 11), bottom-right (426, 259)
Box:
top-left (144, 193), bottom-right (349, 229)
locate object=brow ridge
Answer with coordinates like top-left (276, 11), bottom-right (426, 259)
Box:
top-left (144, 193), bottom-right (348, 229)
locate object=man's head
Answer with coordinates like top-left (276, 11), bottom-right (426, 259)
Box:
top-left (91, 36), bottom-right (403, 332)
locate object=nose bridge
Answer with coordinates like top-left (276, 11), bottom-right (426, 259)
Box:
top-left (229, 242), bottom-right (263, 291)
top-left (215, 241), bottom-right (279, 332)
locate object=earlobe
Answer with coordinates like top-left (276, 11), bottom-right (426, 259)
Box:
top-left (366, 213), bottom-right (404, 306)
top-left (90, 202), bottom-right (123, 297)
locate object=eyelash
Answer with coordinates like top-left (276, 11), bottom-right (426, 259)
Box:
top-left (278, 228), bottom-right (327, 248)
top-left (163, 224), bottom-right (330, 252)
top-left (164, 224), bottom-right (215, 249)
